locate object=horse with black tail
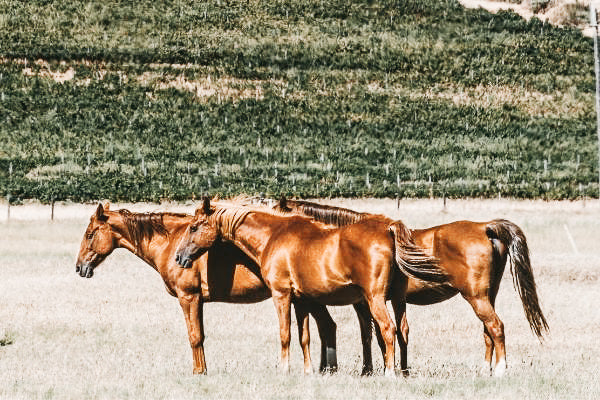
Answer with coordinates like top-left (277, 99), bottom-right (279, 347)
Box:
top-left (275, 197), bottom-right (548, 377)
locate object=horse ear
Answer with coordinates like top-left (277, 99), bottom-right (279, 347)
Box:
top-left (202, 196), bottom-right (211, 215)
top-left (95, 203), bottom-right (108, 222)
top-left (103, 201), bottom-right (110, 211)
top-left (279, 195), bottom-right (287, 210)
top-left (195, 197), bottom-right (211, 217)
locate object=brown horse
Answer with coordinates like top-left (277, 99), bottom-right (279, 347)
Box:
top-left (75, 203), bottom-right (339, 374)
top-left (275, 197), bottom-right (548, 377)
top-left (174, 198), bottom-right (446, 376)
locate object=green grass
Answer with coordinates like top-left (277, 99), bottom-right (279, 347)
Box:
top-left (0, 0), bottom-right (598, 201)
top-left (0, 199), bottom-right (599, 399)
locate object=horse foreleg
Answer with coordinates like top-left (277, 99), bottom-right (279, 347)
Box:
top-left (179, 294), bottom-right (206, 375)
top-left (308, 302), bottom-right (337, 373)
top-left (272, 290), bottom-right (292, 374)
top-left (365, 295), bottom-right (396, 377)
top-left (466, 296), bottom-right (506, 377)
top-left (353, 302), bottom-right (375, 375)
top-left (294, 301), bottom-right (313, 374)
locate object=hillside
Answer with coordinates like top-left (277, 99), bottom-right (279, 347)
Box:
top-left (0, 0), bottom-right (597, 201)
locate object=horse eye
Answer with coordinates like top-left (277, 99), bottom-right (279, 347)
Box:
top-left (190, 225), bottom-right (198, 232)
top-left (86, 233), bottom-right (94, 240)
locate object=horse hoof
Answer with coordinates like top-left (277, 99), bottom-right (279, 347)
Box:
top-left (361, 367), bottom-right (374, 376)
top-left (401, 369), bottom-right (410, 378)
top-left (384, 368), bottom-right (396, 378)
top-left (193, 368), bottom-right (207, 375)
top-left (320, 366), bottom-right (337, 375)
top-left (481, 362), bottom-right (492, 376)
top-left (493, 359), bottom-right (506, 377)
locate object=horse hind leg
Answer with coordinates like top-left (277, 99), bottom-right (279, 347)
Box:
top-left (294, 301), bottom-right (313, 374)
top-left (390, 278), bottom-right (409, 377)
top-left (467, 296), bottom-right (506, 377)
top-left (308, 302), bottom-right (337, 373)
top-left (364, 295), bottom-right (396, 377)
top-left (353, 302), bottom-right (375, 375)
top-left (482, 327), bottom-right (494, 376)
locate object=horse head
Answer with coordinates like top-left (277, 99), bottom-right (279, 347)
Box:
top-left (174, 197), bottom-right (218, 268)
top-left (75, 202), bottom-right (116, 278)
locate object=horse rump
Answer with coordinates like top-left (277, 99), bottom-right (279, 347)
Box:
top-left (388, 220), bottom-right (447, 284)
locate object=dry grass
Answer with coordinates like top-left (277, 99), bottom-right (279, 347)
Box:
top-left (0, 199), bottom-right (599, 399)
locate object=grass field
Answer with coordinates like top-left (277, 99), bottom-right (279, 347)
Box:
top-left (1, 0), bottom-right (598, 201)
top-left (0, 199), bottom-right (599, 399)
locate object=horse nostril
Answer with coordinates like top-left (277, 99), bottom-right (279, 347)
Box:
top-left (175, 254), bottom-right (180, 264)
top-left (76, 265), bottom-right (80, 273)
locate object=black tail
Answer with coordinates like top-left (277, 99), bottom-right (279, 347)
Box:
top-left (389, 221), bottom-right (447, 284)
top-left (486, 219), bottom-right (549, 338)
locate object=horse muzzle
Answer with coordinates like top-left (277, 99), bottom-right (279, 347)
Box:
top-left (75, 262), bottom-right (94, 278)
top-left (175, 254), bottom-right (194, 269)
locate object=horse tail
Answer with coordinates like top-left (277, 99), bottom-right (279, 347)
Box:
top-left (389, 221), bottom-right (447, 284)
top-left (486, 219), bottom-right (549, 338)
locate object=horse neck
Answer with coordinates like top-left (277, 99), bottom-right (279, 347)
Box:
top-left (111, 212), bottom-right (190, 270)
top-left (286, 200), bottom-right (366, 227)
top-left (218, 211), bottom-right (274, 266)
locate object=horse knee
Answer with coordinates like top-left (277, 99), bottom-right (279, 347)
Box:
top-left (189, 332), bottom-right (205, 349)
top-left (484, 332), bottom-right (493, 347)
top-left (487, 319), bottom-right (505, 342)
top-left (382, 324), bottom-right (396, 344)
top-left (400, 319), bottom-right (409, 344)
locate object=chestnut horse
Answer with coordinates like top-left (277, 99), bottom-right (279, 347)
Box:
top-left (174, 198), bottom-right (446, 376)
top-left (75, 203), bottom-right (339, 374)
top-left (275, 197), bottom-right (548, 377)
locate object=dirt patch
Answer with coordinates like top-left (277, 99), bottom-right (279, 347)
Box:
top-left (459, 0), bottom-right (595, 34)
top-left (138, 72), bottom-right (286, 102)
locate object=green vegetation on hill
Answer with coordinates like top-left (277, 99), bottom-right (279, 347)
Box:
top-left (0, 0), bottom-right (597, 202)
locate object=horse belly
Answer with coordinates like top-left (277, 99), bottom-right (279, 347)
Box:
top-left (205, 266), bottom-right (271, 303)
top-left (406, 283), bottom-right (458, 305)
top-left (295, 284), bottom-right (363, 306)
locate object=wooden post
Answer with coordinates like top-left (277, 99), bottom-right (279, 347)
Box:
top-left (6, 194), bottom-right (10, 221)
top-left (591, 5), bottom-right (600, 199)
top-left (563, 224), bottom-right (579, 254)
top-left (51, 200), bottom-right (55, 221)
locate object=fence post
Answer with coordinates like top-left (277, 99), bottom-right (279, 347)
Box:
top-left (591, 5), bottom-right (600, 199)
top-left (51, 200), bottom-right (55, 221)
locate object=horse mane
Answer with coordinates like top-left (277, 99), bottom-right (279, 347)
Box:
top-left (279, 199), bottom-right (369, 227)
top-left (118, 210), bottom-right (188, 253)
top-left (210, 203), bottom-right (301, 240)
